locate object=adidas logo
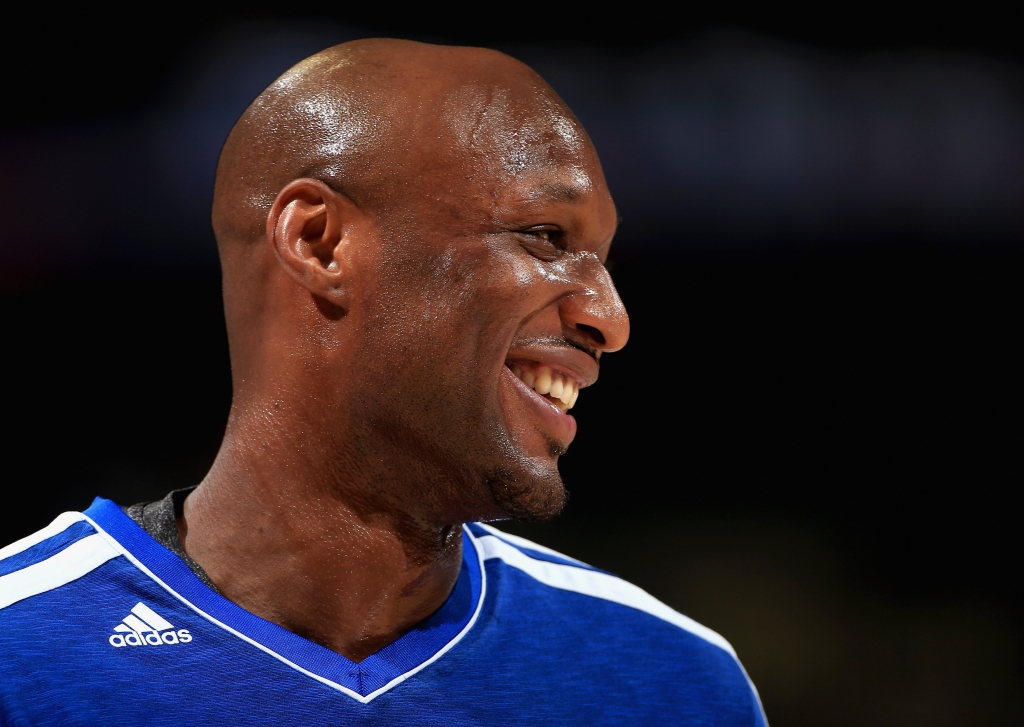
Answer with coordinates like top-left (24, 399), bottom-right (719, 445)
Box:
top-left (108, 602), bottom-right (192, 648)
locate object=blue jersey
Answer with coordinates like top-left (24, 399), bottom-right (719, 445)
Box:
top-left (0, 497), bottom-right (766, 725)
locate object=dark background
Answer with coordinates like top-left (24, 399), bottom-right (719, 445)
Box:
top-left (1, 6), bottom-right (1021, 725)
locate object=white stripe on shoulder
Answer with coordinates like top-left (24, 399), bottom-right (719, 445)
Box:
top-left (0, 533), bottom-right (120, 610)
top-left (0, 512), bottom-right (87, 562)
top-left (474, 523), bottom-right (586, 565)
top-left (477, 534), bottom-right (736, 657)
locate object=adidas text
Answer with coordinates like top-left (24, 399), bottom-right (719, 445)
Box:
top-left (108, 601), bottom-right (192, 647)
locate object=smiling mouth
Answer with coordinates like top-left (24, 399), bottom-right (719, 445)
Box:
top-left (506, 361), bottom-right (580, 412)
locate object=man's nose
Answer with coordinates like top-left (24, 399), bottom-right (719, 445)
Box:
top-left (558, 257), bottom-right (630, 353)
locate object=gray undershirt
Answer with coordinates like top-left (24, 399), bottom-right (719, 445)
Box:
top-left (124, 487), bottom-right (219, 593)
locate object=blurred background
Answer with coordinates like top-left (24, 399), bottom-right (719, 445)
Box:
top-left (1, 6), bottom-right (1021, 725)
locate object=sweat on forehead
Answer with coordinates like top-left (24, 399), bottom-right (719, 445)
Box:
top-left (211, 38), bottom-right (589, 246)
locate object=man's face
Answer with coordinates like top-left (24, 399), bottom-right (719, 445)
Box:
top-left (348, 89), bottom-right (629, 523)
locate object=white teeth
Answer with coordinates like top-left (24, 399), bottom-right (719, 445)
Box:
top-left (510, 364), bottom-right (582, 411)
top-left (535, 368), bottom-right (552, 395)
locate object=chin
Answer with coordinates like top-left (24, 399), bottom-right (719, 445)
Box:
top-left (485, 463), bottom-right (567, 522)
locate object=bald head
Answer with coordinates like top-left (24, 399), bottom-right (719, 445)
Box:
top-left (212, 38), bottom-right (594, 249)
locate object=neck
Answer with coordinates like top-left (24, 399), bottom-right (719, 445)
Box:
top-left (179, 410), bottom-right (464, 662)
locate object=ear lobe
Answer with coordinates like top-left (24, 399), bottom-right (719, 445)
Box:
top-left (267, 178), bottom-right (356, 308)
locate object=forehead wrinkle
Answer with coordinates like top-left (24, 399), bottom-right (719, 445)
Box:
top-left (440, 82), bottom-right (589, 183)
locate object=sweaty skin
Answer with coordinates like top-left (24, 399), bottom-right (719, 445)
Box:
top-left (181, 39), bottom-right (629, 662)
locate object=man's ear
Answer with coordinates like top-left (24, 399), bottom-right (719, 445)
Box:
top-left (267, 178), bottom-right (363, 309)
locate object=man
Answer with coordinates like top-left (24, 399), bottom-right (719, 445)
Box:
top-left (0, 39), bottom-right (766, 724)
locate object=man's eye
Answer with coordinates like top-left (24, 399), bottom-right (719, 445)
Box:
top-left (517, 228), bottom-right (562, 261)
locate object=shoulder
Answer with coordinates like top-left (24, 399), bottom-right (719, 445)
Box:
top-left (467, 523), bottom-right (768, 725)
top-left (468, 522), bottom-right (736, 653)
top-left (0, 511), bottom-right (121, 616)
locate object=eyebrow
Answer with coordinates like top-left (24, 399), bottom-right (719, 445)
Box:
top-left (530, 182), bottom-right (583, 204)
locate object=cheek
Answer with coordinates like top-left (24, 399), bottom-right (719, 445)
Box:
top-left (356, 261), bottom-right (489, 388)
top-left (365, 238), bottom-right (562, 384)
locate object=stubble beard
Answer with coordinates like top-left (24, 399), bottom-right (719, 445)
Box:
top-left (362, 359), bottom-right (571, 524)
top-left (485, 438), bottom-right (568, 523)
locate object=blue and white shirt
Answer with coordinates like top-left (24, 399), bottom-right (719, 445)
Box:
top-left (0, 497), bottom-right (767, 725)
